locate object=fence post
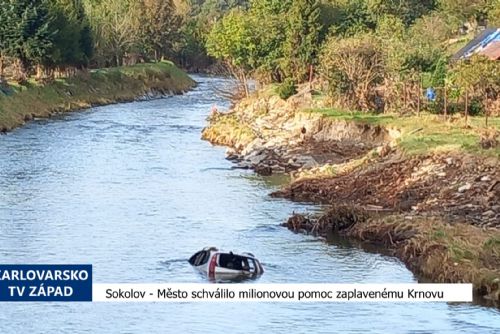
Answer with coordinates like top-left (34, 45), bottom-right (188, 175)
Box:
top-left (309, 65), bottom-right (314, 90)
top-left (417, 81), bottom-right (421, 117)
top-left (403, 82), bottom-right (407, 111)
top-left (485, 100), bottom-right (489, 127)
top-left (464, 90), bottom-right (469, 126)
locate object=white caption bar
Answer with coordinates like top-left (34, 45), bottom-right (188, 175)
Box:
top-left (93, 284), bottom-right (473, 303)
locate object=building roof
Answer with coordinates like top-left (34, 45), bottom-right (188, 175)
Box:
top-left (453, 28), bottom-right (500, 61)
top-left (480, 40), bottom-right (500, 60)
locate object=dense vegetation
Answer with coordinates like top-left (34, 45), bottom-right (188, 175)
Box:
top-left (0, 1), bottom-right (179, 81)
top-left (206, 0), bottom-right (500, 118)
top-left (0, 0), bottom-right (499, 118)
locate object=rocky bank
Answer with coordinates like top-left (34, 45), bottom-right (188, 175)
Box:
top-left (203, 87), bottom-right (398, 175)
top-left (202, 86), bottom-right (500, 303)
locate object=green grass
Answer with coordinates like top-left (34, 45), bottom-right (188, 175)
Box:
top-left (432, 229), bottom-right (447, 240)
top-left (311, 108), bottom-right (396, 125)
top-left (0, 61), bottom-right (195, 131)
top-left (308, 107), bottom-right (500, 157)
top-left (484, 237), bottom-right (500, 250)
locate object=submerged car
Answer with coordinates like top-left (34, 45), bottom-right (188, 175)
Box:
top-left (188, 247), bottom-right (264, 280)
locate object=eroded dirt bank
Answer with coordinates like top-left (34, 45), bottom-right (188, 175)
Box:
top-left (202, 88), bottom-right (396, 175)
top-left (202, 87), bottom-right (500, 303)
top-left (274, 152), bottom-right (499, 228)
top-left (284, 208), bottom-right (500, 304)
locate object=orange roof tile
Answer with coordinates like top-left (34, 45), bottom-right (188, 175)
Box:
top-left (479, 41), bottom-right (500, 60)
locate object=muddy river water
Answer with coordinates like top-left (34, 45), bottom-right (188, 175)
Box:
top-left (0, 76), bottom-right (499, 333)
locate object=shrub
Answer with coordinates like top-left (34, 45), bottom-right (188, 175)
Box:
top-left (319, 34), bottom-right (384, 111)
top-left (277, 78), bottom-right (297, 100)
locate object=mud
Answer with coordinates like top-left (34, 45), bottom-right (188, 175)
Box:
top-left (274, 153), bottom-right (500, 228)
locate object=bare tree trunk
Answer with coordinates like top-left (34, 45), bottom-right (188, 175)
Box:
top-left (48, 68), bottom-right (54, 81)
top-left (464, 90), bottom-right (469, 126)
top-left (0, 54), bottom-right (4, 83)
top-left (35, 64), bottom-right (43, 81)
top-left (403, 82), bottom-right (407, 113)
top-left (308, 65), bottom-right (314, 90)
top-left (242, 70), bottom-right (249, 98)
top-left (485, 100), bottom-right (489, 127)
top-left (15, 58), bottom-right (28, 83)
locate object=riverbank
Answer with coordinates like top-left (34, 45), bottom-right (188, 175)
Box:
top-left (0, 61), bottom-right (195, 132)
top-left (202, 85), bottom-right (500, 303)
top-left (284, 208), bottom-right (500, 303)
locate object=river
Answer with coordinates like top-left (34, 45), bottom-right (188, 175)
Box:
top-left (0, 76), bottom-right (498, 333)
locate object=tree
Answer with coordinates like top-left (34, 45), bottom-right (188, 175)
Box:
top-left (139, 0), bottom-right (181, 61)
top-left (206, 0), bottom-right (296, 83)
top-left (282, 0), bottom-right (322, 82)
top-left (248, 0), bottom-right (293, 82)
top-left (250, 0), bottom-right (292, 15)
top-left (174, 0), bottom-right (250, 69)
top-left (366, 0), bottom-right (437, 25)
top-left (206, 9), bottom-right (258, 92)
top-left (48, 0), bottom-right (93, 70)
top-left (84, 0), bottom-right (142, 66)
top-left (438, 0), bottom-right (494, 24)
top-left (404, 13), bottom-right (451, 73)
top-left (450, 55), bottom-right (500, 125)
top-left (0, 0), bottom-right (55, 81)
top-left (375, 15), bottom-right (406, 74)
top-left (327, 0), bottom-right (374, 37)
top-left (488, 0), bottom-right (500, 25)
top-left (319, 34), bottom-right (385, 111)
top-left (0, 0), bottom-right (15, 81)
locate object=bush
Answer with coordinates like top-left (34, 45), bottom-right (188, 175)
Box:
top-left (277, 78), bottom-right (297, 100)
top-left (469, 98), bottom-right (484, 116)
top-left (319, 34), bottom-right (384, 111)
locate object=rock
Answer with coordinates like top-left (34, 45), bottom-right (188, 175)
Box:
top-left (241, 139), bottom-right (266, 156)
top-left (483, 210), bottom-right (496, 217)
top-left (255, 166), bottom-right (273, 176)
top-left (225, 148), bottom-right (240, 161)
top-left (246, 152), bottom-right (267, 165)
top-left (458, 183), bottom-right (472, 193)
top-left (232, 163), bottom-right (251, 170)
top-left (484, 157), bottom-right (499, 168)
top-left (481, 175), bottom-right (492, 182)
top-left (294, 156), bottom-right (318, 169)
top-left (376, 144), bottom-right (392, 157)
top-left (271, 165), bottom-right (286, 173)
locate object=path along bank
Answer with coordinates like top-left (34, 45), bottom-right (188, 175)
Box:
top-left (202, 85), bottom-right (500, 304)
top-left (0, 61), bottom-right (195, 132)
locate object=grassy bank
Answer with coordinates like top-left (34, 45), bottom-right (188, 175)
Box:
top-left (309, 108), bottom-right (500, 157)
top-left (0, 61), bottom-right (195, 132)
